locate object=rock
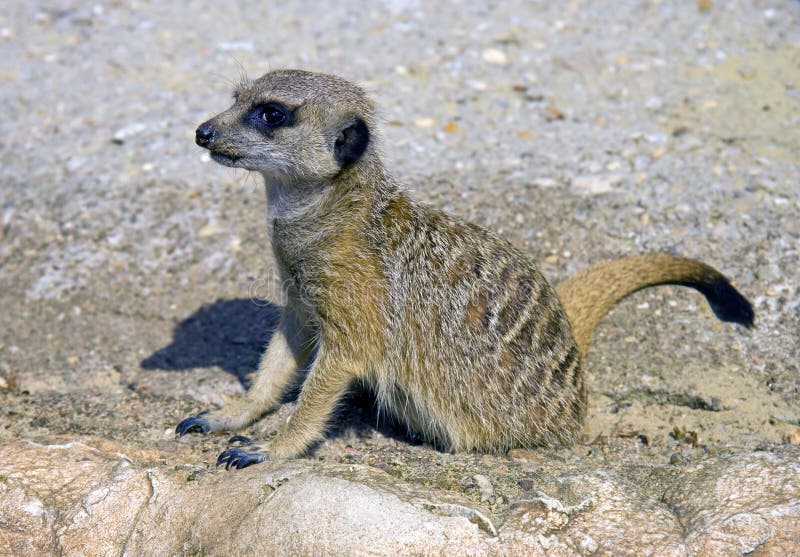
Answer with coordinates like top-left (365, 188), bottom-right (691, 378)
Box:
top-left (0, 439), bottom-right (493, 555)
top-left (664, 451), bottom-right (800, 555)
top-left (413, 117), bottom-right (435, 128)
top-left (571, 174), bottom-right (625, 195)
top-left (473, 473), bottom-right (496, 503)
top-left (111, 122), bottom-right (147, 144)
top-left (482, 48), bottom-right (507, 65)
top-left (1, 439), bottom-right (798, 555)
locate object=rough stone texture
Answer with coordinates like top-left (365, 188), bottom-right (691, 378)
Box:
top-left (1, 440), bottom-right (798, 555)
top-left (1, 0), bottom-right (799, 555)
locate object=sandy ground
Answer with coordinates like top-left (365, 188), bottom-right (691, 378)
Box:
top-left (1, 0), bottom-right (799, 515)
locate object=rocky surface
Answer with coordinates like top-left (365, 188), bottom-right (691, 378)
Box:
top-left (2, 440), bottom-right (798, 555)
top-left (1, 0), bottom-right (799, 555)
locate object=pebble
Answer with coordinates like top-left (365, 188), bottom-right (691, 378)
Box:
top-left (571, 174), bottom-right (624, 194)
top-left (482, 48), bottom-right (507, 65)
top-left (645, 96), bottom-right (663, 110)
top-left (413, 117), bottom-right (435, 128)
top-left (472, 474), bottom-right (495, 503)
top-left (737, 65), bottom-right (757, 80)
top-left (517, 479), bottom-right (534, 491)
top-left (197, 222), bottom-right (219, 237)
top-left (216, 40), bottom-right (254, 52)
top-left (112, 123), bottom-right (147, 144)
top-left (532, 177), bottom-right (557, 188)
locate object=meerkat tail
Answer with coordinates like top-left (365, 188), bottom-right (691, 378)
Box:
top-left (555, 253), bottom-right (755, 358)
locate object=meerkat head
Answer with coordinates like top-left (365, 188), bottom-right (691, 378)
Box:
top-left (195, 69), bottom-right (375, 182)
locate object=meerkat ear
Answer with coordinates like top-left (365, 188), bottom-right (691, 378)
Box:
top-left (334, 117), bottom-right (370, 167)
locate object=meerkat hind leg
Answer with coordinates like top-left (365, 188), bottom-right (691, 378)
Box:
top-left (175, 308), bottom-right (311, 436)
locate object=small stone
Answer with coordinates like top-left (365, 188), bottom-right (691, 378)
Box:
top-left (482, 48), bottom-right (507, 65)
top-left (472, 474), bottom-right (495, 503)
top-left (544, 104), bottom-right (565, 121)
top-left (645, 96), bottom-right (663, 110)
top-left (789, 430), bottom-right (800, 445)
top-left (216, 40), bottom-right (254, 52)
top-left (442, 122), bottom-right (460, 133)
top-left (737, 65), bottom-right (757, 80)
top-left (571, 174), bottom-right (623, 194)
top-left (66, 156), bottom-right (87, 173)
top-left (413, 117), bottom-right (435, 128)
top-left (697, 0), bottom-right (713, 10)
top-left (517, 479), bottom-right (534, 491)
top-left (532, 177), bottom-right (557, 188)
top-left (701, 98), bottom-right (718, 110)
top-left (112, 122), bottom-right (147, 144)
top-left (197, 222), bottom-right (219, 237)
top-left (516, 130), bottom-right (534, 141)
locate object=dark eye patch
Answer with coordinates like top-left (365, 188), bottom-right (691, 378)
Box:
top-left (246, 102), bottom-right (294, 130)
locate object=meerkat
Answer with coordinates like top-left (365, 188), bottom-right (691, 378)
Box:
top-left (176, 69), bottom-right (753, 469)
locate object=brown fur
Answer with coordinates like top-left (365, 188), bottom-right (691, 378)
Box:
top-left (177, 70), bottom-right (753, 467)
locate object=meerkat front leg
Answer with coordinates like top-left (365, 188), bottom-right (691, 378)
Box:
top-left (175, 304), bottom-right (313, 436)
top-left (216, 348), bottom-right (362, 469)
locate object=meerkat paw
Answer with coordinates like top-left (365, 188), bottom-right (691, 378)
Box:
top-left (175, 411), bottom-right (213, 436)
top-left (216, 435), bottom-right (271, 470)
top-left (176, 408), bottom-right (250, 436)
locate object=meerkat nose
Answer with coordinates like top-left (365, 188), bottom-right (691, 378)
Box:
top-left (195, 122), bottom-right (215, 147)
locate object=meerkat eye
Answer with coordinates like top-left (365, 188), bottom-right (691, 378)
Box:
top-left (257, 103), bottom-right (291, 127)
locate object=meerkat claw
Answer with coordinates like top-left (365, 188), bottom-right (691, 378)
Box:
top-left (226, 435), bottom-right (254, 447)
top-left (216, 447), bottom-right (269, 470)
top-left (175, 412), bottom-right (211, 436)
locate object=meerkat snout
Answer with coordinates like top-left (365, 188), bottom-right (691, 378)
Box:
top-left (195, 122), bottom-right (214, 147)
